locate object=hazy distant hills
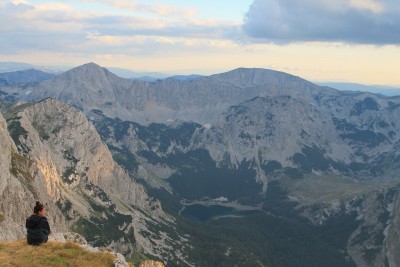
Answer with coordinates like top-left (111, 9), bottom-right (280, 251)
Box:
top-left (0, 69), bottom-right (55, 86)
top-left (319, 82), bottom-right (400, 96)
top-left (0, 61), bottom-right (197, 81)
top-left (0, 62), bottom-right (38, 72)
top-left (0, 62), bottom-right (66, 74)
top-left (3, 61), bottom-right (399, 96)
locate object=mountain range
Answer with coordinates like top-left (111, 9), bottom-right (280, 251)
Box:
top-left (318, 82), bottom-right (400, 97)
top-left (0, 69), bottom-right (55, 86)
top-left (1, 63), bottom-right (400, 266)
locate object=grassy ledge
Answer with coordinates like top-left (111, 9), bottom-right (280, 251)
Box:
top-left (0, 240), bottom-right (117, 267)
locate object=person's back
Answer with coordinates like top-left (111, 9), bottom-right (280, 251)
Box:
top-left (26, 202), bottom-right (51, 246)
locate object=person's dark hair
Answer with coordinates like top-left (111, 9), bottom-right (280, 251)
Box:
top-left (33, 202), bottom-right (44, 214)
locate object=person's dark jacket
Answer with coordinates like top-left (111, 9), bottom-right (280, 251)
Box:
top-left (26, 215), bottom-right (51, 245)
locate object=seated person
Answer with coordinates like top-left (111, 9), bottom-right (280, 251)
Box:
top-left (26, 201), bottom-right (51, 245)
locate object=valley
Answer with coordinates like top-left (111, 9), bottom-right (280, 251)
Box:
top-left (179, 199), bottom-right (264, 222)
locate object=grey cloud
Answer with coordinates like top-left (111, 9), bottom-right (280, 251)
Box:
top-left (242, 0), bottom-right (400, 44)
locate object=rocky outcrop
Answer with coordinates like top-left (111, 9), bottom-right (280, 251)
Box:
top-left (139, 260), bottom-right (165, 267)
top-left (49, 232), bottom-right (89, 245)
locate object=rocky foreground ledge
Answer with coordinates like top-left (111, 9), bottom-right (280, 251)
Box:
top-left (48, 232), bottom-right (165, 267)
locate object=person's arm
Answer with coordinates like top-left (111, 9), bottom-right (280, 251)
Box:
top-left (41, 218), bottom-right (51, 235)
top-left (44, 220), bottom-right (51, 234)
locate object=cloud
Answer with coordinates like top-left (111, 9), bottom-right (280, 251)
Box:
top-left (0, 2), bottom-right (88, 54)
top-left (242, 0), bottom-right (400, 44)
top-left (0, 0), bottom-right (239, 57)
top-left (83, 15), bottom-right (236, 40)
top-left (64, 0), bottom-right (198, 19)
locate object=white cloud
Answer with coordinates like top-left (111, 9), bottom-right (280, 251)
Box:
top-left (0, 0), bottom-right (239, 56)
top-left (349, 0), bottom-right (384, 13)
top-left (75, 0), bottom-right (198, 18)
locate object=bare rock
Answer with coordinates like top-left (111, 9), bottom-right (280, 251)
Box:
top-left (49, 231), bottom-right (87, 245)
top-left (139, 260), bottom-right (165, 267)
top-left (114, 253), bottom-right (129, 267)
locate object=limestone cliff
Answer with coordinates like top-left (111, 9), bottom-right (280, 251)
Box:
top-left (0, 99), bottom-right (190, 265)
top-left (0, 111), bottom-right (30, 240)
top-left (16, 98), bottom-right (154, 212)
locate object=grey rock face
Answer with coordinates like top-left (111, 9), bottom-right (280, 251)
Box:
top-left (0, 110), bottom-right (45, 240)
top-left (0, 112), bottom-right (22, 240)
top-left (17, 98), bottom-right (153, 211)
top-left (0, 99), bottom-right (188, 263)
top-left (0, 112), bottom-right (11, 198)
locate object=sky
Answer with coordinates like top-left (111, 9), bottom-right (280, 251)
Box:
top-left (1, 0), bottom-right (400, 85)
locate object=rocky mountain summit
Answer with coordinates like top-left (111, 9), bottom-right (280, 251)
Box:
top-left (1, 63), bottom-right (400, 266)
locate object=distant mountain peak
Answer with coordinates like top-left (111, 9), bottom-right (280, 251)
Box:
top-left (82, 62), bottom-right (102, 68)
top-left (221, 67), bottom-right (285, 76)
top-left (68, 62), bottom-right (106, 73)
top-left (56, 62), bottom-right (120, 83)
top-left (210, 67), bottom-right (313, 89)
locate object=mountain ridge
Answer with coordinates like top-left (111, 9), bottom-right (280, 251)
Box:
top-left (1, 62), bottom-right (343, 125)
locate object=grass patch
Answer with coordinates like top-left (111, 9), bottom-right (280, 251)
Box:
top-left (0, 240), bottom-right (115, 267)
top-left (10, 150), bottom-right (33, 179)
top-left (7, 119), bottom-right (30, 154)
